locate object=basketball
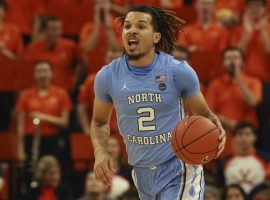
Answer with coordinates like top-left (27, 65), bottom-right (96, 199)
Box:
top-left (172, 115), bottom-right (220, 165)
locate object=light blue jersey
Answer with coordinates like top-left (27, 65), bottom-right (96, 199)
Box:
top-left (94, 52), bottom-right (200, 167)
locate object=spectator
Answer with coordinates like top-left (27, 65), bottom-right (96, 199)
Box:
top-left (0, 0), bottom-right (23, 60)
top-left (15, 60), bottom-right (72, 162)
top-left (216, 121), bottom-right (270, 194)
top-left (204, 185), bottom-right (220, 200)
top-left (178, 0), bottom-right (229, 82)
top-left (109, 0), bottom-right (129, 16)
top-left (24, 16), bottom-right (81, 90)
top-left (27, 155), bottom-right (74, 200)
top-left (222, 184), bottom-right (247, 200)
top-left (4, 0), bottom-right (44, 44)
top-left (77, 46), bottom-right (122, 134)
top-left (206, 47), bottom-right (262, 155)
top-left (179, 0), bottom-right (229, 53)
top-left (215, 0), bottom-right (244, 28)
top-left (231, 0), bottom-right (270, 83)
top-left (79, 1), bottom-right (120, 74)
top-left (78, 171), bottom-right (109, 200)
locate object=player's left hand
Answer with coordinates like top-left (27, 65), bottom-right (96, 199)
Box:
top-left (209, 115), bottom-right (226, 158)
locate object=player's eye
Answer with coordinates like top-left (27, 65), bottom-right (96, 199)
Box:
top-left (124, 24), bottom-right (131, 29)
top-left (138, 24), bottom-right (145, 30)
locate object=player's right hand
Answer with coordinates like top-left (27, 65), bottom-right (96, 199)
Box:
top-left (94, 150), bottom-right (116, 186)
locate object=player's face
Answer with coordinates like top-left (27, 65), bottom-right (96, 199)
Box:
top-left (196, 0), bottom-right (215, 16)
top-left (107, 137), bottom-right (121, 160)
top-left (226, 188), bottom-right (245, 200)
top-left (246, 2), bottom-right (266, 21)
top-left (41, 165), bottom-right (61, 188)
top-left (85, 172), bottom-right (108, 194)
top-left (45, 20), bottom-right (62, 42)
top-left (122, 12), bottom-right (160, 60)
top-left (34, 63), bottom-right (53, 85)
top-left (235, 127), bottom-right (256, 154)
top-left (223, 50), bottom-right (243, 76)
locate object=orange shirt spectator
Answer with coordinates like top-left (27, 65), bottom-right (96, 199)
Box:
top-left (79, 1), bottom-right (121, 74)
top-left (0, 1), bottom-right (23, 60)
top-left (180, 22), bottom-right (229, 53)
top-left (230, 0), bottom-right (270, 83)
top-left (5, 0), bottom-right (44, 37)
top-left (215, 0), bottom-right (245, 27)
top-left (78, 74), bottom-right (118, 134)
top-left (207, 74), bottom-right (262, 126)
top-left (231, 25), bottom-right (270, 83)
top-left (79, 22), bottom-right (121, 73)
top-left (179, 0), bottom-right (229, 82)
top-left (206, 47), bottom-right (262, 156)
top-left (179, 22), bottom-right (229, 82)
top-left (24, 38), bottom-right (78, 89)
top-left (16, 85), bottom-right (72, 135)
top-left (0, 23), bottom-right (23, 60)
top-left (216, 0), bottom-right (245, 15)
top-left (206, 73), bottom-right (262, 156)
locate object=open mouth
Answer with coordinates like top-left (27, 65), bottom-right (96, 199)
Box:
top-left (127, 39), bottom-right (139, 51)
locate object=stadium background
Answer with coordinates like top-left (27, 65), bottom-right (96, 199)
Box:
top-left (0, 0), bottom-right (269, 199)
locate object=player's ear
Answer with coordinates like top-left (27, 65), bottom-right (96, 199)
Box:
top-left (153, 32), bottom-right (161, 44)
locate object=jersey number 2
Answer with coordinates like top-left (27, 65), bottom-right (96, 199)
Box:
top-left (137, 107), bottom-right (156, 131)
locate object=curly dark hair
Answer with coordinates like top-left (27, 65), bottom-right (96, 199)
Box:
top-left (119, 5), bottom-right (185, 54)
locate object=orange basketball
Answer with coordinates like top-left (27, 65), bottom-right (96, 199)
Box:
top-left (171, 115), bottom-right (220, 165)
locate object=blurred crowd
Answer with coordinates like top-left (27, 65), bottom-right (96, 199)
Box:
top-left (0, 0), bottom-right (270, 199)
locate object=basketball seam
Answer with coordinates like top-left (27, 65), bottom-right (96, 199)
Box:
top-left (177, 148), bottom-right (198, 165)
top-left (175, 116), bottom-right (204, 151)
top-left (180, 127), bottom-right (218, 154)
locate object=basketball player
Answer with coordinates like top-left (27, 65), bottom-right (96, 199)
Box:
top-left (90, 5), bottom-right (226, 200)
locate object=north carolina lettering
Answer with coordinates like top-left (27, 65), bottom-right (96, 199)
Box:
top-left (127, 132), bottom-right (172, 145)
top-left (128, 93), bottom-right (162, 105)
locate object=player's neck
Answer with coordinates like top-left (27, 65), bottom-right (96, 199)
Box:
top-left (128, 50), bottom-right (156, 67)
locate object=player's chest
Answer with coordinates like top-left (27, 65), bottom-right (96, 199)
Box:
top-left (110, 73), bottom-right (179, 112)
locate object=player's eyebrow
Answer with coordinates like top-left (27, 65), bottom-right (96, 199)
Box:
top-left (124, 20), bottom-right (148, 24)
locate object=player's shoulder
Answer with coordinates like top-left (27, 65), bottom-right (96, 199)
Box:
top-left (157, 51), bottom-right (185, 66)
top-left (97, 56), bottom-right (125, 75)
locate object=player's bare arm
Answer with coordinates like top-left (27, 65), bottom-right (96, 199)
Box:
top-left (184, 91), bottom-right (226, 157)
top-left (90, 98), bottom-right (116, 185)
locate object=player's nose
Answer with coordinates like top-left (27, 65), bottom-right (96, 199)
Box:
top-left (128, 25), bottom-right (138, 34)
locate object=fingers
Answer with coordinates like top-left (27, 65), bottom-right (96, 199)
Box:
top-left (216, 133), bottom-right (226, 159)
top-left (94, 158), bottom-right (114, 185)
